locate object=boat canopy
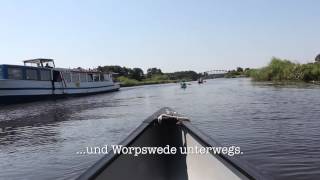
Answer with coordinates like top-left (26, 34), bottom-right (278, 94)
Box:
top-left (23, 58), bottom-right (55, 68)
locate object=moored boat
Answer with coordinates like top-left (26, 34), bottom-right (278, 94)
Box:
top-left (77, 108), bottom-right (269, 180)
top-left (0, 58), bottom-right (120, 104)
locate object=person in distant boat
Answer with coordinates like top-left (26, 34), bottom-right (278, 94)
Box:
top-left (45, 63), bottom-right (52, 68)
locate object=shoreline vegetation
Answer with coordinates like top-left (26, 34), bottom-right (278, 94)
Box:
top-left (224, 57), bottom-right (320, 84)
top-left (97, 66), bottom-right (201, 87)
top-left (117, 76), bottom-right (178, 87)
top-left (247, 58), bottom-right (320, 82)
top-left (97, 56), bottom-right (320, 87)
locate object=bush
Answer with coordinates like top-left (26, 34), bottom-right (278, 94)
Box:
top-left (249, 57), bottom-right (320, 82)
top-left (117, 76), bottom-right (140, 86)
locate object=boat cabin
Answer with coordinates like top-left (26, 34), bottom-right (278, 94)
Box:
top-left (0, 59), bottom-right (113, 83)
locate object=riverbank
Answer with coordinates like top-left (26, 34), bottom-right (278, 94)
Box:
top-left (98, 66), bottom-right (201, 87)
top-left (117, 76), bottom-right (178, 87)
top-left (248, 58), bottom-right (320, 82)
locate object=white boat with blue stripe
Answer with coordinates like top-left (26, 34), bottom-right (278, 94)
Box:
top-left (0, 58), bottom-right (120, 104)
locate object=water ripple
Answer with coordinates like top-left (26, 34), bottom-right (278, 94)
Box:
top-left (1, 79), bottom-right (320, 180)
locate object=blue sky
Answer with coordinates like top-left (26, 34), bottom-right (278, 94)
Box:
top-left (0, 0), bottom-right (319, 72)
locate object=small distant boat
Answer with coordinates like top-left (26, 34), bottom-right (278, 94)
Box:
top-left (77, 108), bottom-right (268, 180)
top-left (0, 58), bottom-right (120, 104)
top-left (180, 81), bottom-right (187, 89)
top-left (198, 78), bottom-right (203, 84)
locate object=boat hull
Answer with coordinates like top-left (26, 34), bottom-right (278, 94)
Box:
top-left (77, 108), bottom-right (269, 180)
top-left (0, 79), bottom-right (120, 104)
top-left (0, 88), bottom-right (119, 105)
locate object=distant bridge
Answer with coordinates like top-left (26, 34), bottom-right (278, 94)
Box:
top-left (202, 70), bottom-right (229, 79)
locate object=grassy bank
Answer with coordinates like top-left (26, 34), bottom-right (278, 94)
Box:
top-left (117, 76), bottom-right (178, 87)
top-left (248, 58), bottom-right (320, 82)
top-left (97, 65), bottom-right (200, 87)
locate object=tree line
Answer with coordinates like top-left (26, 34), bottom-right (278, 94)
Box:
top-left (97, 66), bottom-right (201, 81)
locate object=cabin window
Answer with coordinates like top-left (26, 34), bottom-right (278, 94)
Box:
top-left (87, 74), bottom-right (93, 82)
top-left (63, 72), bottom-right (71, 82)
top-left (72, 73), bottom-right (80, 82)
top-left (80, 73), bottom-right (87, 82)
top-left (93, 74), bottom-right (100, 82)
top-left (26, 69), bottom-right (38, 80)
top-left (100, 74), bottom-right (104, 81)
top-left (40, 70), bottom-right (51, 81)
top-left (8, 67), bottom-right (23, 80)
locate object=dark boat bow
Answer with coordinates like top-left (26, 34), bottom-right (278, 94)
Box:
top-left (77, 108), bottom-right (270, 180)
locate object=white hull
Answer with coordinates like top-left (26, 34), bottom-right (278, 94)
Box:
top-left (53, 81), bottom-right (119, 95)
top-left (0, 79), bottom-right (120, 100)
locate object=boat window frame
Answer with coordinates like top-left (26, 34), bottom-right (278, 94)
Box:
top-left (103, 74), bottom-right (110, 81)
top-left (62, 72), bottom-right (72, 82)
top-left (99, 73), bottom-right (104, 81)
top-left (25, 68), bottom-right (39, 80)
top-left (71, 72), bottom-right (80, 82)
top-left (80, 72), bottom-right (87, 82)
top-left (7, 66), bottom-right (24, 80)
top-left (39, 69), bottom-right (52, 81)
top-left (93, 73), bottom-right (100, 82)
top-left (87, 73), bottom-right (93, 82)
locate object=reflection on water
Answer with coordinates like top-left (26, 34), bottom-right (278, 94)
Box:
top-left (1, 79), bottom-right (320, 180)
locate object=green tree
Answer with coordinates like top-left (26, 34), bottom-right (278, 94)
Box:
top-left (98, 65), bottom-right (127, 76)
top-left (167, 71), bottom-right (200, 81)
top-left (237, 67), bottom-right (244, 72)
top-left (129, 68), bottom-right (144, 81)
top-left (147, 68), bottom-right (163, 78)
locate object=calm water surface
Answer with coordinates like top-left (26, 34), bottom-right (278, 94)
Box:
top-left (1, 78), bottom-right (320, 180)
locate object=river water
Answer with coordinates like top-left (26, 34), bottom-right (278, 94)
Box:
top-left (1, 78), bottom-right (320, 180)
